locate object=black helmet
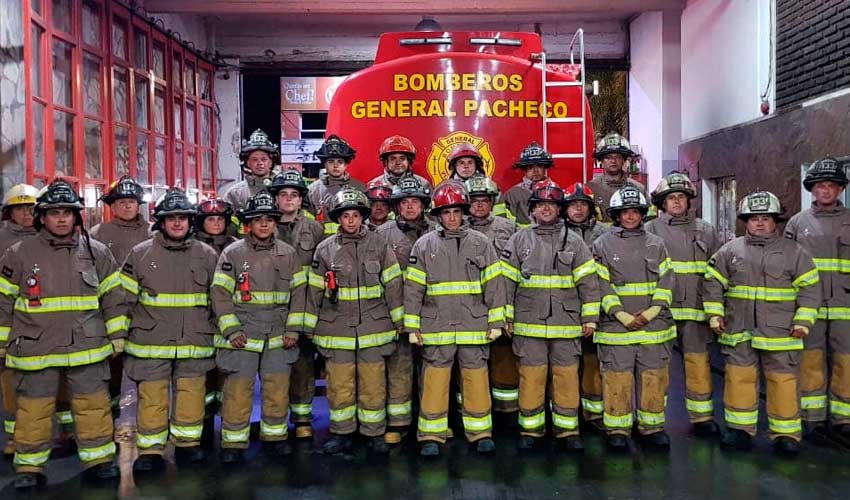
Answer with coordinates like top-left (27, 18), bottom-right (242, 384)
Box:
top-left (33, 179), bottom-right (84, 231)
top-left (154, 188), bottom-right (195, 219)
top-left (513, 142), bottom-right (554, 169)
top-left (194, 198), bottom-right (233, 232)
top-left (606, 184), bottom-right (649, 222)
top-left (389, 174), bottom-right (431, 210)
top-left (240, 129), bottom-right (280, 163)
top-left (238, 190), bottom-right (282, 222)
top-left (101, 175), bottom-right (144, 204)
top-left (803, 157), bottom-right (848, 192)
top-left (268, 169), bottom-right (309, 197)
top-left (327, 188), bottom-right (370, 223)
top-left (315, 134), bottom-right (356, 162)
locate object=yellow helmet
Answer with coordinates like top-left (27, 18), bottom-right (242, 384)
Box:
top-left (2, 184), bottom-right (39, 208)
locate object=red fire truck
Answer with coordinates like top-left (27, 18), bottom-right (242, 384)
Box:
top-left (325, 30), bottom-right (595, 190)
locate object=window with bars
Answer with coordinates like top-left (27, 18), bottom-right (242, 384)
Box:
top-left (24, 0), bottom-right (216, 225)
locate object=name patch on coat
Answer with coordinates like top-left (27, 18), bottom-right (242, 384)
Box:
top-left (408, 256), bottom-right (418, 265)
top-left (1, 266), bottom-right (12, 278)
top-left (221, 262), bottom-right (233, 271)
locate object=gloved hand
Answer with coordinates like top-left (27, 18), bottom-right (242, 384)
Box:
top-left (111, 338), bottom-right (125, 356)
top-left (229, 331), bottom-right (247, 349)
top-left (791, 324), bottom-right (809, 338)
top-left (409, 331), bottom-right (423, 346)
top-left (709, 316), bottom-right (726, 334)
top-left (487, 328), bottom-right (502, 341)
top-left (614, 311), bottom-right (636, 328)
top-left (582, 322), bottom-right (597, 337)
top-left (505, 321), bottom-right (514, 337)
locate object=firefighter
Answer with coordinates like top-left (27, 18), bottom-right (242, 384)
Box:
top-left (464, 175), bottom-right (519, 418)
top-left (211, 191), bottom-right (304, 462)
top-left (91, 176), bottom-right (152, 264)
top-left (563, 182), bottom-right (608, 429)
top-left (122, 188), bottom-right (219, 472)
top-left (194, 198), bottom-right (238, 254)
top-left (503, 142), bottom-right (554, 227)
top-left (646, 172), bottom-right (721, 435)
top-left (704, 191), bottom-right (820, 454)
top-left (305, 188), bottom-right (403, 455)
top-left (591, 185), bottom-right (676, 450)
top-left (0, 183), bottom-right (39, 457)
top-left (587, 133), bottom-right (645, 223)
top-left (0, 179), bottom-right (123, 488)
top-left (376, 174), bottom-right (433, 444)
top-left (269, 169), bottom-right (324, 439)
top-left (364, 179), bottom-right (394, 230)
top-left (448, 142), bottom-right (486, 183)
top-left (405, 181), bottom-right (506, 456)
top-left (222, 129), bottom-right (280, 212)
top-left (308, 135), bottom-right (366, 236)
top-left (501, 180), bottom-right (600, 450)
top-left (370, 135), bottom-right (433, 192)
top-left (785, 158), bottom-right (850, 434)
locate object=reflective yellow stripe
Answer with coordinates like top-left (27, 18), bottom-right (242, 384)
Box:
top-left (703, 301), bottom-right (725, 317)
top-left (418, 415), bottom-right (448, 433)
top-left (420, 331), bottom-right (489, 345)
top-left (218, 313), bottom-right (241, 333)
top-left (480, 262), bottom-right (501, 285)
top-left (323, 222), bottom-right (340, 235)
top-left (358, 330), bottom-right (397, 348)
top-left (313, 330), bottom-right (396, 350)
top-left (519, 274), bottom-right (575, 288)
top-left (120, 273), bottom-right (140, 294)
top-left (603, 412), bottom-right (633, 429)
top-left (726, 286), bottom-right (796, 301)
top-left (573, 258), bottom-right (597, 282)
top-left (670, 307), bottom-right (707, 322)
top-left (581, 398), bottom-right (603, 414)
top-left (793, 307), bottom-right (818, 324)
top-left (751, 335), bottom-right (803, 351)
top-left (725, 408), bottom-right (758, 426)
top-left (612, 281), bottom-right (656, 296)
top-left (125, 341), bottom-right (214, 359)
top-left (505, 304), bottom-right (515, 320)
top-left (637, 409), bottom-right (666, 426)
top-left (137, 429), bottom-right (169, 448)
top-left (222, 426), bottom-right (250, 443)
top-left (813, 258), bottom-right (850, 273)
top-left (329, 284), bottom-right (384, 301)
top-left (78, 442), bottom-right (116, 463)
top-left (801, 395), bottom-right (828, 410)
top-left (4, 420), bottom-right (15, 434)
top-left (717, 331), bottom-right (753, 346)
top-left (705, 265), bottom-right (728, 287)
top-left (601, 295), bottom-right (622, 314)
top-left (0, 276), bottom-right (20, 296)
top-left (768, 417), bottom-right (801, 434)
top-left (390, 306), bottom-right (404, 323)
top-left (171, 423), bottom-right (203, 440)
top-left (491, 387), bottom-right (518, 402)
top-left (462, 413), bottom-right (492, 431)
top-left (388, 401), bottom-right (412, 417)
top-left (818, 307), bottom-right (850, 320)
top-left (56, 410), bottom-right (74, 424)
top-left (652, 288), bottom-right (673, 305)
top-left (358, 407), bottom-right (387, 423)
top-left (260, 420), bottom-right (288, 438)
top-left (104, 315), bottom-right (130, 335)
top-left (595, 263), bottom-right (611, 281)
top-left (14, 295), bottom-right (99, 313)
top-left (139, 292), bottom-right (208, 308)
top-left (212, 272), bottom-right (236, 293)
top-left (581, 302), bottom-right (600, 317)
top-left (830, 399), bottom-right (850, 416)
top-left (302, 313), bottom-right (318, 329)
top-left (214, 334), bottom-right (266, 353)
top-left (670, 260), bottom-right (707, 275)
top-left (657, 257), bottom-right (672, 276)
top-left (13, 448), bottom-right (51, 467)
top-left (518, 411), bottom-right (545, 430)
top-left (593, 325), bottom-right (677, 345)
top-left (792, 268), bottom-right (819, 288)
top-left (231, 290), bottom-right (291, 304)
top-left (382, 263), bottom-right (402, 284)
top-left (291, 403), bottom-right (313, 416)
top-left (404, 314), bottom-right (421, 329)
top-left (308, 271), bottom-right (325, 289)
top-left (405, 267), bottom-right (427, 286)
top-left (552, 413), bottom-right (579, 430)
top-left (686, 398), bottom-right (714, 414)
top-left (6, 343), bottom-right (113, 371)
top-left (514, 322), bottom-right (582, 339)
top-left (426, 281), bottom-right (482, 296)
top-left (501, 262), bottom-right (521, 282)
top-left (97, 271), bottom-right (122, 297)
top-left (330, 404), bottom-right (356, 422)
top-left (291, 269), bottom-right (308, 288)
top-left (488, 307), bottom-right (505, 323)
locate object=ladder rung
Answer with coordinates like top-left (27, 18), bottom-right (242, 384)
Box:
top-left (544, 81), bottom-right (582, 87)
top-left (544, 117), bottom-right (583, 123)
top-left (551, 153), bottom-right (585, 159)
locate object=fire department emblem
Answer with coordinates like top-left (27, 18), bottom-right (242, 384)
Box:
top-left (747, 192), bottom-right (770, 212)
top-left (426, 131), bottom-right (495, 185)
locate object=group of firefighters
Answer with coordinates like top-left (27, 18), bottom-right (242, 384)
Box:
top-left (0, 125), bottom-right (848, 490)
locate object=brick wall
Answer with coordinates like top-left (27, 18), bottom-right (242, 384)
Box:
top-left (776, 0), bottom-right (850, 108)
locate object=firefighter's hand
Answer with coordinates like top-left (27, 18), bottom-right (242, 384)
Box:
top-left (791, 325), bottom-right (809, 338)
top-left (582, 322), bottom-right (597, 337)
top-left (628, 312), bottom-right (649, 330)
top-left (409, 331), bottom-right (423, 346)
top-left (614, 311), bottom-right (636, 329)
top-left (111, 339), bottom-right (125, 356)
top-left (229, 332), bottom-right (248, 349)
top-left (487, 328), bottom-right (502, 341)
top-left (505, 321), bottom-right (514, 337)
top-left (709, 316), bottom-right (726, 334)
top-left (283, 336), bottom-right (298, 349)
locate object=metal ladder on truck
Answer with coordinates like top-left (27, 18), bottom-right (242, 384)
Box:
top-left (533, 28), bottom-right (589, 183)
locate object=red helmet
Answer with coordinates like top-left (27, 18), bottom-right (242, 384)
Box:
top-left (365, 179), bottom-right (393, 202)
top-left (194, 198), bottom-right (233, 231)
top-left (564, 183), bottom-right (596, 206)
top-left (430, 180), bottom-right (470, 214)
top-left (379, 135), bottom-right (416, 161)
top-left (528, 180), bottom-right (566, 208)
top-left (448, 142), bottom-right (484, 172)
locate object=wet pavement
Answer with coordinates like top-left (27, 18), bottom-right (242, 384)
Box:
top-left (1, 353), bottom-right (850, 499)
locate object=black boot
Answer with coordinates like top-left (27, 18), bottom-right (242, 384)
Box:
top-left (476, 438), bottom-right (496, 454)
top-left (832, 423), bottom-right (850, 436)
top-left (133, 454), bottom-right (165, 475)
top-left (14, 472), bottom-right (45, 490)
top-left (720, 428), bottom-right (753, 450)
top-left (517, 436), bottom-right (537, 450)
top-left (320, 435), bottom-right (353, 455)
top-left (773, 436), bottom-right (801, 455)
top-left (263, 440), bottom-right (293, 457)
top-left (420, 442), bottom-right (440, 457)
top-left (220, 448), bottom-right (244, 464)
top-left (606, 434), bottom-right (629, 451)
top-left (693, 420), bottom-right (720, 437)
top-left (368, 436), bottom-right (390, 455)
top-left (175, 445), bottom-right (206, 465)
top-left (641, 431), bottom-right (671, 449)
top-left (561, 435), bottom-right (585, 452)
top-left (83, 462), bottom-right (120, 482)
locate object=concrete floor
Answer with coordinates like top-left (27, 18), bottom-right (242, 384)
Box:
top-left (1, 354), bottom-right (850, 499)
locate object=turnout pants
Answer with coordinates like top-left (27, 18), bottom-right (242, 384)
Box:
top-left (386, 336), bottom-right (414, 428)
top-left (580, 337), bottom-right (603, 423)
top-left (514, 336), bottom-right (581, 438)
top-left (217, 343), bottom-right (298, 448)
top-left (418, 344), bottom-right (492, 444)
top-left (678, 320), bottom-right (715, 423)
top-left (723, 342), bottom-right (802, 441)
top-left (289, 336), bottom-right (316, 427)
top-left (320, 343), bottom-right (393, 437)
top-left (489, 335), bottom-right (520, 413)
top-left (13, 361), bottom-right (114, 474)
top-left (801, 319), bottom-right (850, 425)
top-left (125, 356), bottom-right (214, 455)
top-left (598, 342), bottom-right (672, 436)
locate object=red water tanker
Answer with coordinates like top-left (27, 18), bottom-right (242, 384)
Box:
top-left (326, 30), bottom-right (595, 191)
